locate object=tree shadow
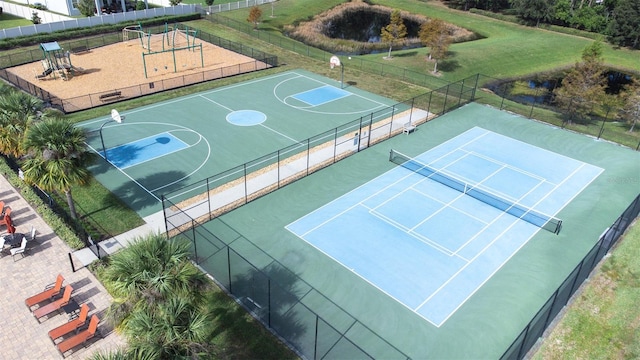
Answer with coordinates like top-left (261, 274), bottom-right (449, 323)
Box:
top-left (209, 261), bottom-right (309, 358)
top-left (109, 170), bottom-right (188, 214)
top-left (394, 51), bottom-right (418, 58)
top-left (437, 58), bottom-right (460, 72)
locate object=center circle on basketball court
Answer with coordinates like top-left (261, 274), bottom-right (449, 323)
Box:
top-left (226, 110), bottom-right (266, 126)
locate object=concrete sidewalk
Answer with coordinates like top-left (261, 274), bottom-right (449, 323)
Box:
top-left (71, 210), bottom-right (165, 267)
top-left (0, 174), bottom-right (127, 359)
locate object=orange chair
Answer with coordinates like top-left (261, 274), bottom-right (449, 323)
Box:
top-left (48, 303), bottom-right (90, 342)
top-left (33, 285), bottom-right (73, 322)
top-left (0, 208), bottom-right (12, 227)
top-left (25, 274), bottom-right (65, 309)
top-left (57, 315), bottom-right (100, 356)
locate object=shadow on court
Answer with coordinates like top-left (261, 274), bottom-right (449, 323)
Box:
top-left (111, 170), bottom-right (188, 213)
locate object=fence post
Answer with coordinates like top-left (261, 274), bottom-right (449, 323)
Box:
top-left (68, 252), bottom-right (76, 272)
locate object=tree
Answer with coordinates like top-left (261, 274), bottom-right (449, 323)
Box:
top-left (103, 234), bottom-right (213, 359)
top-left (247, 6), bottom-right (262, 30)
top-left (31, 11), bottom-right (42, 24)
top-left (125, 297), bottom-right (213, 359)
top-left (419, 19), bottom-right (452, 74)
top-left (77, 0), bottom-right (96, 17)
top-left (554, 41), bottom-right (607, 122)
top-left (510, 0), bottom-right (556, 27)
top-left (380, 9), bottom-right (407, 59)
top-left (618, 82), bottom-right (640, 133)
top-left (606, 0), bottom-right (640, 49)
top-left (21, 118), bottom-right (94, 220)
top-left (169, 0), bottom-right (182, 5)
top-left (0, 91), bottom-right (44, 158)
top-left (204, 0), bottom-right (214, 6)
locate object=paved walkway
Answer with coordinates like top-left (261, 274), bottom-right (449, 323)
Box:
top-left (0, 174), bottom-right (128, 359)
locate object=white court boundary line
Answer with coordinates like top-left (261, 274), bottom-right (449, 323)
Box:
top-left (286, 127), bottom-right (604, 327)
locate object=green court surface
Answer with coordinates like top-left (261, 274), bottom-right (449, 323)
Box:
top-left (79, 70), bottom-right (403, 217)
top-left (198, 103), bottom-right (640, 358)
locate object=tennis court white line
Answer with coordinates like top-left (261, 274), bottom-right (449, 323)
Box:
top-left (287, 130), bottom-right (490, 234)
top-left (364, 205), bottom-right (460, 258)
top-left (408, 182), bottom-right (491, 225)
top-left (462, 150), bottom-right (550, 184)
top-left (418, 163), bottom-right (595, 325)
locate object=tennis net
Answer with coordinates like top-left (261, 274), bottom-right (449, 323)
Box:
top-left (389, 149), bottom-right (562, 234)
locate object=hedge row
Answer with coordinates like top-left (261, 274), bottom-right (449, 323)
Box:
top-left (0, 13), bottom-right (202, 50)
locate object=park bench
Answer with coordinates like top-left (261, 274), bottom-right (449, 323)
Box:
top-left (99, 91), bottom-right (122, 102)
top-left (402, 122), bottom-right (416, 135)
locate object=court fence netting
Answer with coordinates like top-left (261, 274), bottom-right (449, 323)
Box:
top-left (0, 24), bottom-right (277, 113)
top-left (389, 149), bottom-right (563, 234)
top-left (501, 193), bottom-right (640, 359)
top-left (160, 76), bottom-right (478, 360)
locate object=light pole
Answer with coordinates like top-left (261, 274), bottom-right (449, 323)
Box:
top-left (99, 109), bottom-right (124, 162)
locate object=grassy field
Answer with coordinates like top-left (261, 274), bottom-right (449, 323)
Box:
top-left (0, 13), bottom-right (32, 28)
top-left (532, 218), bottom-right (640, 359)
top-left (218, 0), bottom-right (639, 83)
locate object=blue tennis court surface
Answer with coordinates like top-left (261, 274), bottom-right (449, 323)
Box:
top-left (286, 127), bottom-right (603, 326)
top-left (105, 132), bottom-right (188, 169)
top-left (292, 85), bottom-right (351, 106)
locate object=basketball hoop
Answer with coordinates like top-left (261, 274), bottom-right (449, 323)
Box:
top-left (111, 109), bottom-right (125, 123)
top-left (330, 55), bottom-right (341, 70)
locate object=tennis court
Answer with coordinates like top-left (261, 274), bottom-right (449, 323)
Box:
top-left (79, 70), bottom-right (408, 217)
top-left (286, 127), bottom-right (602, 326)
top-left (194, 103), bottom-right (640, 358)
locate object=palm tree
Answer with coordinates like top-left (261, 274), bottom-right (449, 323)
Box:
top-left (105, 233), bottom-right (208, 308)
top-left (125, 297), bottom-right (213, 359)
top-left (21, 117), bottom-right (95, 219)
top-left (0, 91), bottom-right (45, 157)
top-left (103, 233), bottom-right (213, 359)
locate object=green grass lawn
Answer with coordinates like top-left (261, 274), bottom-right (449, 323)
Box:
top-left (0, 13), bottom-right (32, 28)
top-left (532, 219), bottom-right (640, 359)
top-left (218, 0), bottom-right (639, 82)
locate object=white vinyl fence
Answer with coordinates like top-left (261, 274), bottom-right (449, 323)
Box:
top-left (199, 0), bottom-right (276, 14)
top-left (0, 3), bottom-right (197, 39)
top-left (0, 1), bottom-right (72, 24)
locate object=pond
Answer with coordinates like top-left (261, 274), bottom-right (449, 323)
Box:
top-left (487, 71), bottom-right (634, 105)
top-left (323, 9), bottom-right (422, 43)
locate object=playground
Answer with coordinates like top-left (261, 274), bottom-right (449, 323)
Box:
top-left (5, 25), bottom-right (260, 109)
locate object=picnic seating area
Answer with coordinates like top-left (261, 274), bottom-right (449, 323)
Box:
top-left (0, 201), bottom-right (36, 261)
top-left (27, 275), bottom-right (103, 356)
top-left (0, 177), bottom-right (125, 358)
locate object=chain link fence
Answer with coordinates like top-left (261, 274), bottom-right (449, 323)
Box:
top-left (0, 25), bottom-right (277, 113)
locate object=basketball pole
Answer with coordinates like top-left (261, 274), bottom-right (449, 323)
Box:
top-left (100, 110), bottom-right (124, 162)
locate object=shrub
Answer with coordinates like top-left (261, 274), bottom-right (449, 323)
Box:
top-left (31, 11), bottom-right (41, 25)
